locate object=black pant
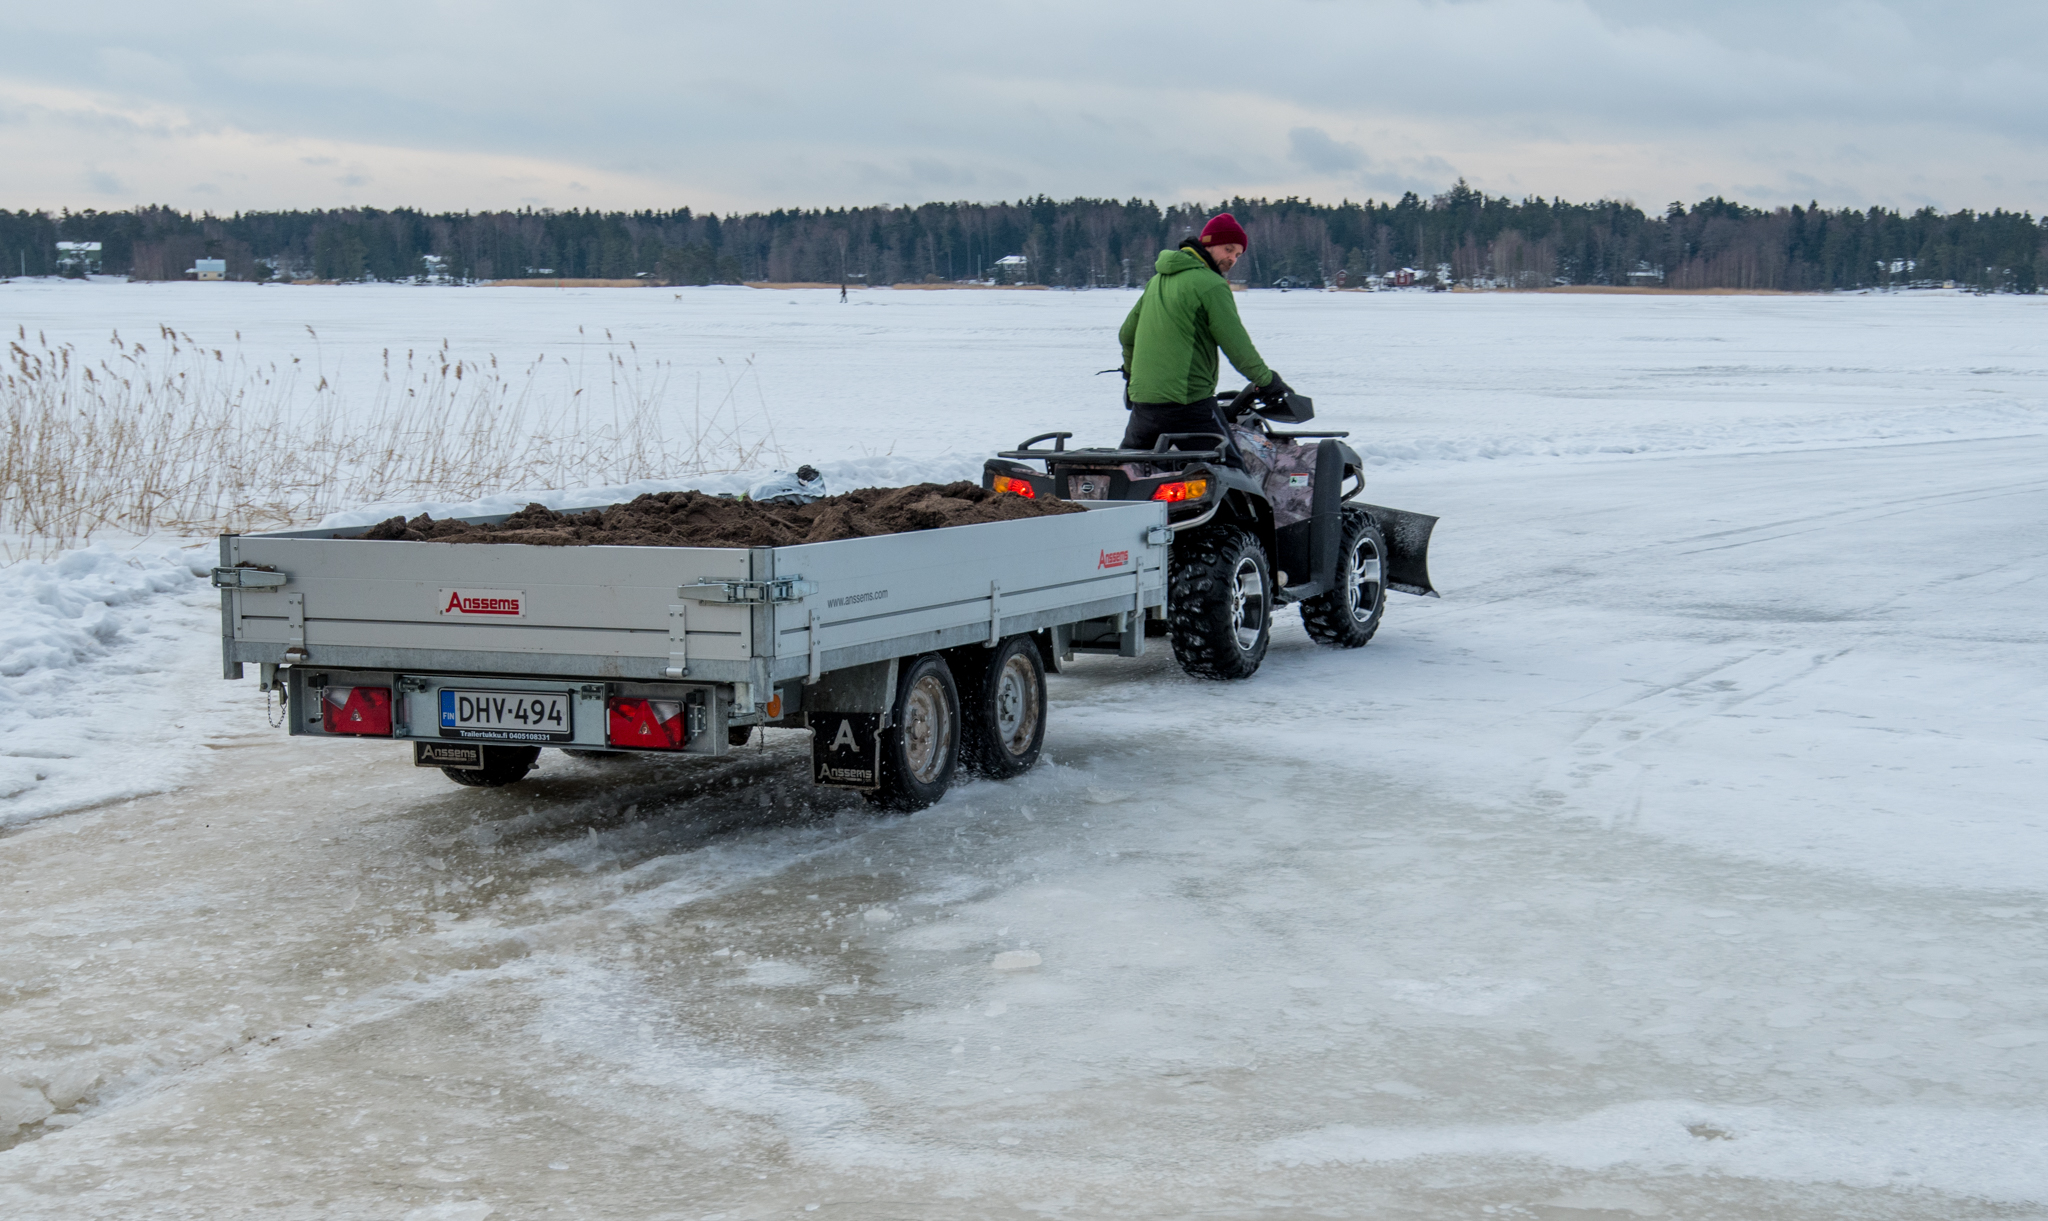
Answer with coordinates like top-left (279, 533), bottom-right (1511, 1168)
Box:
top-left (1121, 398), bottom-right (1229, 453)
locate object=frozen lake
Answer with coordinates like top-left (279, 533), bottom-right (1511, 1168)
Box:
top-left (3, 282), bottom-right (2046, 1218)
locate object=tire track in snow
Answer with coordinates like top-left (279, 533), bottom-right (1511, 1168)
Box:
top-left (1532, 647), bottom-right (1853, 827)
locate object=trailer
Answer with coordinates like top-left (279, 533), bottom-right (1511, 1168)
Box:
top-left (215, 500), bottom-right (1170, 808)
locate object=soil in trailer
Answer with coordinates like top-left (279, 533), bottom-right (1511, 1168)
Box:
top-left (352, 480), bottom-right (1083, 548)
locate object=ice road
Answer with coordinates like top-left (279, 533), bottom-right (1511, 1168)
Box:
top-left (2, 283), bottom-right (2046, 1219)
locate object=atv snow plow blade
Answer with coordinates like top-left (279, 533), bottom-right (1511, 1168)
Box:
top-left (1360, 504), bottom-right (1439, 597)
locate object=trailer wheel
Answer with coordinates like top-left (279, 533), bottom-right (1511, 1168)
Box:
top-left (959, 635), bottom-right (1046, 778)
top-left (866, 654), bottom-right (961, 811)
top-left (1300, 506), bottom-right (1387, 649)
top-left (1168, 525), bottom-right (1272, 680)
top-left (442, 745), bottom-right (540, 788)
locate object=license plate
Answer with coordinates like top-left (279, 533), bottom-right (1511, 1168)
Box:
top-left (438, 689), bottom-right (573, 742)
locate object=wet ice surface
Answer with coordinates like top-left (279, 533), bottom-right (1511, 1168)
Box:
top-left (3, 287), bottom-right (2048, 1217)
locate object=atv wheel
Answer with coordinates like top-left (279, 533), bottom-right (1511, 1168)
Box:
top-left (866, 654), bottom-right (961, 811)
top-left (442, 745), bottom-right (540, 788)
top-left (1168, 525), bottom-right (1272, 680)
top-left (958, 635), bottom-right (1046, 778)
top-left (1301, 506), bottom-right (1387, 649)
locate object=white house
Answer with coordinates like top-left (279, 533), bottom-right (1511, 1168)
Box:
top-left (56, 241), bottom-right (103, 274)
top-left (189, 258), bottom-right (227, 281)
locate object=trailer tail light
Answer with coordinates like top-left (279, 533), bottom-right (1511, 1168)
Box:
top-left (321, 686), bottom-right (393, 736)
top-left (1151, 478), bottom-right (1209, 503)
top-left (608, 697), bottom-right (685, 750)
top-left (991, 474), bottom-right (1036, 499)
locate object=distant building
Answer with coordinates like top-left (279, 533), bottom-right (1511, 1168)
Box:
top-left (993, 254), bottom-right (1028, 281)
top-left (189, 258), bottom-right (226, 281)
top-left (56, 241), bottom-right (103, 274)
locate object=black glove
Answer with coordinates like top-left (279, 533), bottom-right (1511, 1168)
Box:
top-left (1259, 373), bottom-right (1293, 404)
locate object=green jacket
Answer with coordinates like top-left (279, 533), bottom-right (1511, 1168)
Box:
top-left (1119, 242), bottom-right (1274, 404)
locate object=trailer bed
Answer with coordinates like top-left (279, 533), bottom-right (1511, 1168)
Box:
top-left (220, 501), bottom-right (1167, 688)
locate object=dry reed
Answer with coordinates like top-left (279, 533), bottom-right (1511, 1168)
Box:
top-left (1, 324), bottom-right (785, 562)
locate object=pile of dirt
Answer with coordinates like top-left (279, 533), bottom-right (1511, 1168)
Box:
top-left (352, 481), bottom-right (1085, 548)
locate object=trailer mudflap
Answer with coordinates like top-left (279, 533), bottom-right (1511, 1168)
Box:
top-left (810, 713), bottom-right (882, 789)
top-left (1360, 504), bottom-right (1441, 597)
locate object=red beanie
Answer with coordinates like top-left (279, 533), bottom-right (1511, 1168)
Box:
top-left (1199, 213), bottom-right (1249, 249)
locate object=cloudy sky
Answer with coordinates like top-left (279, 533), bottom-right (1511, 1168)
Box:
top-left (3, 0), bottom-right (2043, 215)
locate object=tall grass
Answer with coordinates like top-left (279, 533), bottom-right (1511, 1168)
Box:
top-left (1, 325), bottom-right (785, 562)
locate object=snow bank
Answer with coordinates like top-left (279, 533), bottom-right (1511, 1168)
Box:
top-left (0, 544), bottom-right (224, 824)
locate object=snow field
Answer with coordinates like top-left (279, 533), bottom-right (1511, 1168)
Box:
top-left (9, 279), bottom-right (2048, 474)
top-left (1, 281), bottom-right (2046, 1217)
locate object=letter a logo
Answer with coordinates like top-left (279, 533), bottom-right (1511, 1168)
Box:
top-left (830, 719), bottom-right (859, 752)
top-left (445, 591), bottom-right (464, 613)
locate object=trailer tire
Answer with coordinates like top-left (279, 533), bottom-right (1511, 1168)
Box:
top-left (1300, 506), bottom-right (1387, 649)
top-left (442, 745), bottom-right (540, 787)
top-left (957, 635), bottom-right (1046, 778)
top-left (1168, 525), bottom-right (1272, 680)
top-left (866, 654), bottom-right (961, 811)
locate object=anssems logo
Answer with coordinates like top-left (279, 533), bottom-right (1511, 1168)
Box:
top-left (1097, 549), bottom-right (1129, 570)
top-left (438, 588), bottom-right (526, 618)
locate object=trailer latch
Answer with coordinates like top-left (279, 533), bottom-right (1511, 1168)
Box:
top-left (678, 577), bottom-right (817, 604)
top-left (1145, 525), bottom-right (1171, 546)
top-left (211, 566), bottom-right (287, 588)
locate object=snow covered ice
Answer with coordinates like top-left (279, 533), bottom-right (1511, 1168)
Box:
top-left (2, 279), bottom-right (2047, 1218)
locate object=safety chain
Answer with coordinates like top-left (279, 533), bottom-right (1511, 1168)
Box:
top-left (264, 683), bottom-right (287, 729)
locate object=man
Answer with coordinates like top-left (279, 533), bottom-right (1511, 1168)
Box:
top-left (1117, 213), bottom-right (1292, 453)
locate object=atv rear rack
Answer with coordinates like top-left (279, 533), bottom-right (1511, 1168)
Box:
top-left (997, 431), bottom-right (1225, 466)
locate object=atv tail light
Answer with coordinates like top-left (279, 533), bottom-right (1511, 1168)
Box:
top-left (608, 697), bottom-right (685, 750)
top-left (991, 474), bottom-right (1036, 499)
top-left (321, 686), bottom-right (393, 737)
top-left (1150, 478), bottom-right (1209, 503)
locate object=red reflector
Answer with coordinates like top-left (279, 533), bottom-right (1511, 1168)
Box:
top-left (991, 474), bottom-right (1036, 499)
top-left (321, 686), bottom-right (392, 736)
top-left (607, 697), bottom-right (685, 750)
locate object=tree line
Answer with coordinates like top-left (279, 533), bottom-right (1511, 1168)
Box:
top-left (4, 185), bottom-right (2042, 291)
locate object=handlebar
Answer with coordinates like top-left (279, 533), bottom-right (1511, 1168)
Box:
top-left (1222, 385), bottom-right (1260, 421)
top-left (1222, 383), bottom-right (1317, 426)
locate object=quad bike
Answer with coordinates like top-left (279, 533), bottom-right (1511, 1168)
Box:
top-left (982, 385), bottom-right (1438, 680)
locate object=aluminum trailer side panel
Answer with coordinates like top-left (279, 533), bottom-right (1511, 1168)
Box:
top-left (762, 503), bottom-right (1166, 683)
